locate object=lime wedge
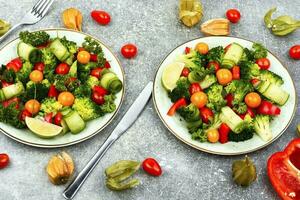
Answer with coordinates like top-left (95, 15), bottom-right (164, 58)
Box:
top-left (162, 62), bottom-right (185, 91)
top-left (25, 117), bottom-right (63, 139)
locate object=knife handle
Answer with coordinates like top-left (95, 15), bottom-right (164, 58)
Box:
top-left (62, 136), bottom-right (116, 200)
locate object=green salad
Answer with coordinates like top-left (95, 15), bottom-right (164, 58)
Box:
top-left (162, 42), bottom-right (289, 144)
top-left (0, 31), bottom-right (122, 138)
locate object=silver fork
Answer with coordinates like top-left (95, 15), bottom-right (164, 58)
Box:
top-left (0, 0), bottom-right (54, 43)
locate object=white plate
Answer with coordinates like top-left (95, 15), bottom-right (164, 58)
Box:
top-left (0, 28), bottom-right (125, 148)
top-left (153, 36), bottom-right (297, 155)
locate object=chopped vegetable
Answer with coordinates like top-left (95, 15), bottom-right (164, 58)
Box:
top-left (72, 97), bottom-right (100, 121)
top-left (179, 0), bottom-right (203, 27)
top-left (176, 49), bottom-right (207, 69)
top-left (0, 19), bottom-right (10, 36)
top-left (62, 8), bottom-right (82, 31)
top-left (206, 83), bottom-right (226, 112)
top-left (232, 156), bottom-right (257, 187)
top-left (253, 114), bottom-right (272, 141)
top-left (168, 77), bottom-right (190, 102)
top-left (40, 98), bottom-right (63, 114)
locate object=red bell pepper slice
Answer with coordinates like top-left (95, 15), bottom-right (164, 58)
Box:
top-left (2, 97), bottom-right (20, 109)
top-left (218, 123), bottom-right (231, 144)
top-left (267, 138), bottom-right (300, 200)
top-left (232, 66), bottom-right (240, 80)
top-left (257, 100), bottom-right (281, 116)
top-left (185, 47), bottom-right (191, 54)
top-left (200, 107), bottom-right (213, 124)
top-left (167, 98), bottom-right (187, 116)
top-left (225, 94), bottom-right (234, 108)
top-left (48, 85), bottom-right (58, 99)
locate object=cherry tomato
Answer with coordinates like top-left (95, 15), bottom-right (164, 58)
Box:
top-left (121, 44), bottom-right (138, 59)
top-left (77, 50), bottom-right (90, 64)
top-left (231, 66), bottom-right (240, 80)
top-left (93, 85), bottom-right (108, 96)
top-left (91, 10), bottom-right (111, 25)
top-left (90, 54), bottom-right (98, 62)
top-left (225, 93), bottom-right (234, 107)
top-left (91, 91), bottom-right (105, 105)
top-left (104, 61), bottom-right (111, 68)
top-left (44, 112), bottom-right (53, 123)
top-left (226, 9), bottom-right (241, 23)
top-left (189, 83), bottom-right (201, 95)
top-left (6, 62), bottom-right (19, 72)
top-left (0, 153), bottom-right (9, 169)
top-left (48, 85), bottom-right (58, 99)
top-left (245, 92), bottom-right (262, 108)
top-left (142, 158), bottom-right (162, 176)
top-left (190, 91), bottom-right (207, 108)
top-left (200, 107), bottom-right (214, 123)
top-left (6, 57), bottom-right (22, 72)
top-left (218, 123), bottom-right (230, 144)
top-left (185, 47), bottom-right (191, 54)
top-left (55, 63), bottom-right (70, 75)
top-left (225, 44), bottom-right (232, 52)
top-left (250, 78), bottom-right (260, 85)
top-left (1, 80), bottom-right (12, 87)
top-left (181, 67), bottom-right (190, 77)
top-left (29, 70), bottom-right (43, 83)
top-left (90, 67), bottom-right (103, 79)
top-left (19, 109), bottom-right (32, 121)
top-left (34, 62), bottom-right (45, 72)
top-left (289, 45), bottom-right (300, 60)
top-left (54, 112), bottom-right (63, 126)
top-left (207, 61), bottom-right (220, 71)
top-left (216, 69), bottom-right (232, 85)
top-left (256, 58), bottom-right (270, 70)
top-left (195, 42), bottom-right (209, 55)
top-left (2, 97), bottom-right (19, 109)
top-left (25, 99), bottom-right (41, 115)
top-left (58, 92), bottom-right (75, 106)
top-left (257, 100), bottom-right (281, 116)
top-left (207, 129), bottom-right (220, 143)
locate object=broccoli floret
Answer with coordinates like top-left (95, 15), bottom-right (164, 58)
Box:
top-left (188, 67), bottom-right (214, 83)
top-left (233, 102), bottom-right (247, 114)
top-left (191, 129), bottom-right (207, 142)
top-left (41, 48), bottom-right (58, 79)
top-left (60, 36), bottom-right (77, 54)
top-left (77, 62), bottom-right (98, 82)
top-left (252, 43), bottom-right (267, 60)
top-left (240, 48), bottom-right (255, 62)
top-left (199, 74), bottom-right (217, 89)
top-left (225, 80), bottom-right (254, 104)
top-left (72, 97), bottom-right (99, 121)
top-left (21, 81), bottom-right (49, 102)
top-left (240, 61), bottom-right (260, 81)
top-left (259, 70), bottom-right (283, 86)
top-left (253, 115), bottom-right (272, 141)
top-left (19, 31), bottom-right (50, 46)
top-left (0, 67), bottom-right (16, 83)
top-left (40, 98), bottom-right (63, 114)
top-left (177, 103), bottom-right (200, 122)
top-left (87, 76), bottom-right (99, 88)
top-left (228, 127), bottom-right (254, 142)
top-left (168, 77), bottom-right (190, 103)
top-left (176, 50), bottom-right (207, 69)
top-left (206, 83), bottom-right (226, 112)
top-left (74, 84), bottom-right (91, 98)
top-left (205, 114), bottom-right (222, 130)
top-left (16, 61), bottom-right (33, 84)
top-left (0, 103), bottom-right (25, 129)
top-left (82, 37), bottom-right (106, 66)
top-left (187, 120), bottom-right (203, 133)
top-left (206, 46), bottom-right (224, 64)
top-left (99, 94), bottom-right (117, 113)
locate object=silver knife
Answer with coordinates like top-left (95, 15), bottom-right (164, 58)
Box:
top-left (63, 81), bottom-right (153, 200)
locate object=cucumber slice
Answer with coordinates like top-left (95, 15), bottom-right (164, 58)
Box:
top-left (69, 60), bottom-right (77, 77)
top-left (221, 43), bottom-right (244, 69)
top-left (63, 110), bottom-right (85, 134)
top-left (49, 38), bottom-right (70, 61)
top-left (61, 107), bottom-right (72, 116)
top-left (220, 106), bottom-right (245, 133)
top-left (17, 42), bottom-right (42, 64)
top-left (2, 82), bottom-right (25, 100)
top-left (199, 75), bottom-right (217, 89)
top-left (255, 81), bottom-right (271, 94)
top-left (262, 83), bottom-right (289, 106)
top-left (61, 119), bottom-right (69, 134)
top-left (100, 72), bottom-right (116, 89)
top-left (0, 89), bottom-right (5, 102)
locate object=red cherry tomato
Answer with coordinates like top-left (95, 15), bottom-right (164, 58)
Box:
top-left (55, 63), bottom-right (70, 75)
top-left (189, 83), bottom-right (201, 95)
top-left (6, 62), bottom-right (19, 72)
top-left (34, 62), bottom-right (45, 72)
top-left (44, 113), bottom-right (53, 123)
top-left (207, 61), bottom-right (220, 71)
top-left (225, 44), bottom-right (232, 52)
top-left (91, 10), bottom-right (111, 25)
top-left (0, 153), bottom-right (9, 169)
top-left (231, 66), bottom-right (240, 80)
top-left (225, 94), bottom-right (234, 107)
top-left (48, 85), bottom-right (58, 99)
top-left (257, 100), bottom-right (281, 115)
top-left (185, 47), bottom-right (191, 54)
top-left (289, 45), bottom-right (300, 60)
top-left (181, 67), bottom-right (190, 77)
top-left (91, 91), bottom-right (105, 105)
top-left (226, 9), bottom-right (241, 23)
top-left (121, 44), bottom-right (138, 59)
top-left (200, 107), bottom-right (214, 123)
top-left (90, 67), bottom-right (103, 79)
top-left (142, 158), bottom-right (162, 176)
top-left (19, 109), bottom-right (32, 121)
top-left (90, 54), bottom-right (98, 62)
top-left (104, 61), bottom-right (111, 68)
top-left (1, 80), bottom-right (12, 88)
top-left (2, 97), bottom-right (19, 109)
top-left (250, 78), bottom-right (260, 85)
top-left (54, 112), bottom-right (63, 126)
top-left (93, 85), bottom-right (108, 96)
top-left (167, 98), bottom-right (187, 116)
top-left (218, 123), bottom-right (231, 144)
top-left (256, 58), bottom-right (270, 70)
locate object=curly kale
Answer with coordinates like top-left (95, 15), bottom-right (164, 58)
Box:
top-left (205, 83), bottom-right (227, 112)
top-left (60, 36), bottom-right (77, 54)
top-left (19, 31), bottom-right (50, 46)
top-left (0, 103), bottom-right (25, 129)
top-left (74, 84), bottom-right (92, 98)
top-left (207, 46), bottom-right (225, 63)
top-left (252, 43), bottom-right (267, 59)
top-left (41, 48), bottom-right (58, 80)
top-left (20, 81), bottom-right (49, 102)
top-left (177, 103), bottom-right (200, 122)
top-left (99, 94), bottom-right (117, 114)
top-left (168, 77), bottom-right (190, 102)
top-left (82, 37), bottom-right (106, 67)
top-left (191, 129), bottom-right (207, 142)
top-left (0, 67), bottom-right (16, 83)
top-left (16, 62), bottom-right (33, 84)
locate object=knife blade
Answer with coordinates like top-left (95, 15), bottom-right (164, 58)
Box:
top-left (63, 81), bottom-right (153, 200)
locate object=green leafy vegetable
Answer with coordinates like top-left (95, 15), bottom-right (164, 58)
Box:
top-left (60, 36), bottom-right (77, 54)
top-left (191, 129), bottom-right (207, 142)
top-left (176, 50), bottom-right (207, 69)
top-left (177, 103), bottom-right (200, 122)
top-left (40, 98), bottom-right (63, 114)
top-left (168, 77), bottom-right (190, 102)
top-left (0, 67), bottom-right (16, 83)
top-left (16, 61), bottom-right (33, 84)
top-left (0, 103), bottom-right (25, 129)
top-left (82, 37), bottom-right (106, 66)
top-left (21, 81), bottom-right (49, 102)
top-left (19, 31), bottom-right (50, 46)
top-left (73, 84), bottom-right (91, 98)
top-left (252, 43), bottom-right (267, 60)
top-left (239, 61), bottom-right (260, 81)
top-left (206, 46), bottom-right (224, 63)
top-left (72, 97), bottom-right (100, 121)
top-left (225, 80), bottom-right (254, 104)
top-left (205, 83), bottom-right (226, 112)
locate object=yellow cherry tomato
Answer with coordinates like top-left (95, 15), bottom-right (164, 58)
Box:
top-left (216, 69), bottom-right (232, 85)
top-left (191, 91), bottom-right (208, 108)
top-left (245, 92), bottom-right (262, 108)
top-left (58, 92), bottom-right (75, 106)
top-left (77, 50), bottom-right (90, 64)
top-left (207, 129), bottom-right (219, 143)
top-left (195, 42), bottom-right (209, 55)
top-left (29, 70), bottom-right (43, 83)
top-left (25, 99), bottom-right (41, 115)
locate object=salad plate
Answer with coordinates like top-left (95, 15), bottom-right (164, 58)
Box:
top-left (0, 28), bottom-right (125, 148)
top-left (153, 36), bottom-right (296, 155)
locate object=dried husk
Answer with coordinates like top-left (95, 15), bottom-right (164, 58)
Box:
top-left (201, 18), bottom-right (230, 36)
top-left (179, 0), bottom-right (203, 27)
top-left (0, 19), bottom-right (10, 36)
top-left (62, 8), bottom-right (82, 31)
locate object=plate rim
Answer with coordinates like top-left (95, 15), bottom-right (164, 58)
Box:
top-left (0, 28), bottom-right (125, 148)
top-left (152, 36), bottom-right (297, 155)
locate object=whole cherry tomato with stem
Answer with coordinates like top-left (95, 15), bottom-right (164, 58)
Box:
top-left (189, 83), bottom-right (201, 95)
top-left (55, 63), bottom-right (70, 75)
top-left (181, 67), bottom-right (190, 77)
top-left (226, 9), bottom-right (241, 23)
top-left (0, 153), bottom-right (9, 169)
top-left (91, 91), bottom-right (105, 105)
top-left (91, 10), bottom-right (111, 25)
top-left (289, 45), bottom-right (300, 60)
top-left (121, 44), bottom-right (138, 59)
top-left (256, 58), bottom-right (270, 70)
top-left (142, 158), bottom-right (162, 176)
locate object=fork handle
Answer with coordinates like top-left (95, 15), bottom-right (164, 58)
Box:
top-left (0, 23), bottom-right (23, 44)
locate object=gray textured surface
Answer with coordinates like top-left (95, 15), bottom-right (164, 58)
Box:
top-left (0, 0), bottom-right (299, 199)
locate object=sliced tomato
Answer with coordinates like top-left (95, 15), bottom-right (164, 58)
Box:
top-left (218, 123), bottom-right (230, 144)
top-left (225, 44), bottom-right (232, 52)
top-left (251, 78), bottom-right (260, 85)
top-left (225, 94), bottom-right (234, 107)
top-left (104, 61), bottom-right (111, 68)
top-left (6, 62), bottom-right (19, 72)
top-left (19, 109), bottom-right (32, 121)
top-left (10, 57), bottom-right (22, 71)
top-left (1, 80), bottom-right (12, 88)
top-left (93, 85), bottom-right (108, 96)
top-left (44, 113), bottom-right (53, 123)
top-left (181, 67), bottom-right (190, 77)
top-left (239, 107), bottom-right (255, 119)
top-left (48, 85), bottom-right (58, 99)
top-left (34, 62), bottom-right (45, 72)
top-left (185, 47), bottom-right (191, 54)
top-left (232, 66), bottom-right (240, 80)
top-left (54, 112), bottom-right (63, 126)
top-left (90, 54), bottom-right (98, 62)
top-left (257, 100), bottom-right (280, 115)
top-left (200, 107), bottom-right (213, 123)
top-left (167, 98), bottom-right (187, 116)
top-left (90, 68), bottom-right (103, 79)
top-left (189, 83), bottom-right (201, 95)
top-left (2, 97), bottom-right (19, 109)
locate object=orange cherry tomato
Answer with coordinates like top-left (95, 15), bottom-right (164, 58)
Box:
top-left (25, 99), bottom-right (41, 115)
top-left (29, 70), bottom-right (43, 83)
top-left (207, 129), bottom-right (220, 143)
top-left (58, 92), bottom-right (75, 106)
top-left (216, 69), bottom-right (232, 85)
top-left (195, 42), bottom-right (209, 55)
top-left (77, 50), bottom-right (91, 64)
top-left (245, 92), bottom-right (262, 108)
top-left (190, 91), bottom-right (208, 108)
